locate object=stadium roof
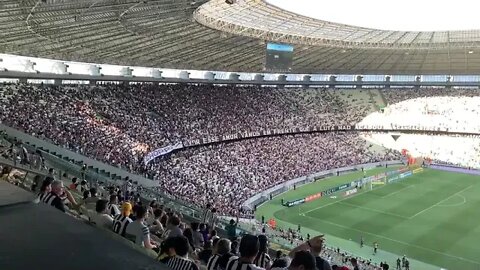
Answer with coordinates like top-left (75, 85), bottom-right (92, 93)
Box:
top-left (1, 0), bottom-right (480, 75)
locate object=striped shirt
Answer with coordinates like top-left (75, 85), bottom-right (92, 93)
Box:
top-left (107, 203), bottom-right (121, 216)
top-left (226, 259), bottom-right (265, 270)
top-left (254, 253), bottom-right (271, 269)
top-left (38, 192), bottom-right (48, 202)
top-left (112, 214), bottom-right (133, 237)
top-left (202, 209), bottom-right (217, 227)
top-left (207, 254), bottom-right (221, 270)
top-left (207, 254), bottom-right (236, 270)
top-left (41, 192), bottom-right (66, 212)
top-left (161, 256), bottom-right (199, 270)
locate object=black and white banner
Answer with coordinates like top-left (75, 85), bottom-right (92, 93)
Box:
top-left (143, 142), bottom-right (183, 165)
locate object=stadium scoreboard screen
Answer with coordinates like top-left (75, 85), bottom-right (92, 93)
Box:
top-left (265, 43), bottom-right (294, 72)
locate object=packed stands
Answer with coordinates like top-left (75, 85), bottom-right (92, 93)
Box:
top-left (0, 146), bottom-right (387, 270)
top-left (151, 132), bottom-right (400, 215)
top-left (0, 83), bottom-right (399, 214)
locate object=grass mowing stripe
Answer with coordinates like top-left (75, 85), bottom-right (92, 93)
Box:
top-left (380, 184), bottom-right (414, 198)
top-left (303, 177), bottom-right (407, 214)
top-left (335, 201), bottom-right (411, 219)
top-left (301, 214), bottom-right (480, 266)
top-left (408, 185), bottom-right (474, 219)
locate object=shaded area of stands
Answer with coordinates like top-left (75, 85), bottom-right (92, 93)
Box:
top-left (0, 181), bottom-right (165, 270)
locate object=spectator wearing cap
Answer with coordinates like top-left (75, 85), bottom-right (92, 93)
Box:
top-left (289, 235), bottom-right (332, 270)
top-left (126, 205), bottom-right (158, 250)
top-left (160, 236), bottom-right (199, 270)
top-left (226, 234), bottom-right (264, 270)
top-left (113, 202), bottom-right (133, 237)
top-left (90, 199), bottom-right (114, 229)
top-left (254, 235), bottom-right (272, 269)
top-left (289, 251), bottom-right (316, 270)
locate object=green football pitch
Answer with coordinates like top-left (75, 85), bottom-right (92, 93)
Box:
top-left (256, 167), bottom-right (480, 270)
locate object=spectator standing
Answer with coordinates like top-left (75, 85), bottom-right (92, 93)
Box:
top-left (225, 217), bottom-right (238, 240)
top-left (254, 235), bottom-right (272, 269)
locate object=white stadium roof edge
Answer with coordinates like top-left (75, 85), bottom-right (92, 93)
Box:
top-left (2, 0), bottom-right (480, 75)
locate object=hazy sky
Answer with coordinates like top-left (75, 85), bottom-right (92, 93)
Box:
top-left (266, 0), bottom-right (480, 31)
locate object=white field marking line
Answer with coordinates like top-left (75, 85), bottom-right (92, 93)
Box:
top-left (301, 214), bottom-right (480, 265)
top-left (380, 184), bottom-right (414, 198)
top-left (408, 185), bottom-right (474, 219)
top-left (303, 181), bottom-right (409, 214)
top-left (337, 201), bottom-right (410, 219)
top-left (436, 194), bottom-right (467, 207)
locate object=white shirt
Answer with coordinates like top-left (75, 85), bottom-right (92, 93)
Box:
top-left (91, 212), bottom-right (114, 229)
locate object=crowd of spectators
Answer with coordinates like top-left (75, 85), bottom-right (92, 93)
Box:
top-left (0, 83), bottom-right (370, 174)
top-left (0, 83), bottom-right (396, 215)
top-left (381, 87), bottom-right (479, 105)
top-left (1, 160), bottom-right (390, 270)
top-left (151, 132), bottom-right (400, 215)
top-left (359, 95), bottom-right (480, 133)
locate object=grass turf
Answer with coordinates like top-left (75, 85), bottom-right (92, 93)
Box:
top-left (256, 167), bottom-right (480, 270)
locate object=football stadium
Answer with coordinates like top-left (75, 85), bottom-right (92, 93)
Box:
top-left (1, 1), bottom-right (480, 270)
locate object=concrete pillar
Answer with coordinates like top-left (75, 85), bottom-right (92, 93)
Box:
top-left (254, 74), bottom-right (264, 82)
top-left (329, 75), bottom-right (336, 89)
top-left (277, 75), bottom-right (287, 89)
top-left (385, 76), bottom-right (391, 89)
top-left (302, 75), bottom-right (311, 89)
top-left (204, 72), bottom-right (215, 80)
top-left (152, 69), bottom-right (163, 79)
top-left (120, 67), bottom-right (133, 77)
top-left (356, 75), bottom-right (363, 89)
top-left (54, 79), bottom-right (62, 86)
top-left (446, 76), bottom-right (452, 89)
top-left (89, 80), bottom-right (97, 85)
top-left (229, 73), bottom-right (240, 81)
top-left (89, 65), bottom-right (101, 76)
top-left (414, 76), bottom-right (421, 89)
top-left (179, 71), bottom-right (190, 80)
top-left (19, 78), bottom-right (27, 84)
